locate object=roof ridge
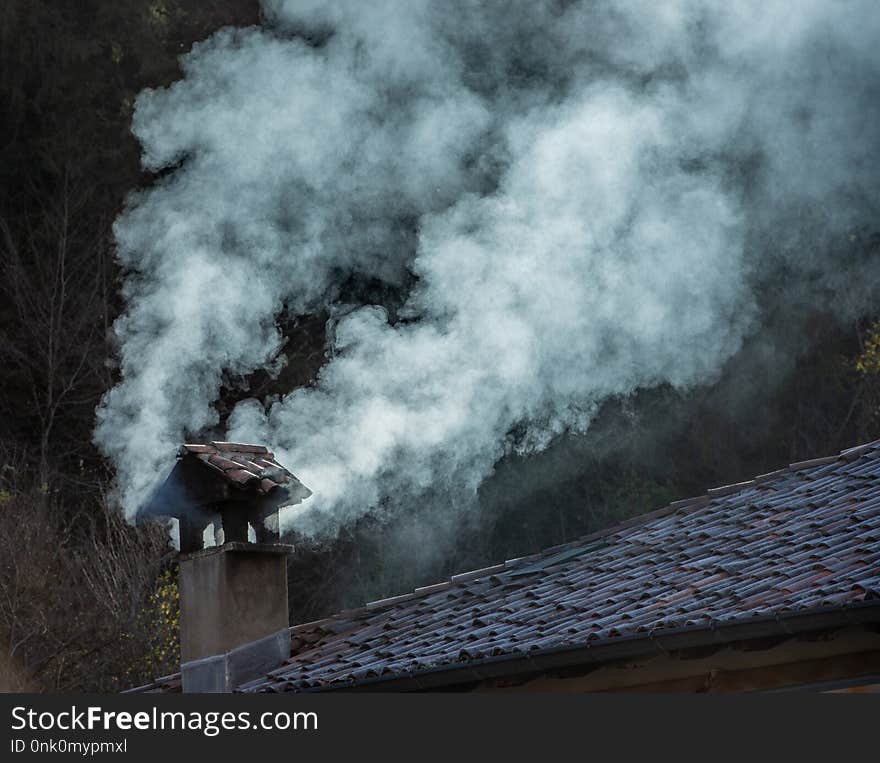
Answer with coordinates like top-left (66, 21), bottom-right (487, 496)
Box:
top-left (359, 437), bottom-right (880, 614)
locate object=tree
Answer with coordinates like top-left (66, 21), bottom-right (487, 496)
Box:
top-left (0, 174), bottom-right (113, 494)
top-left (0, 490), bottom-right (177, 692)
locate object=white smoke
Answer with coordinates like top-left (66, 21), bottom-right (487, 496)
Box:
top-left (96, 0), bottom-right (880, 528)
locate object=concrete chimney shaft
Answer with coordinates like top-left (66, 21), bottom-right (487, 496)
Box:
top-left (179, 542), bottom-right (292, 693)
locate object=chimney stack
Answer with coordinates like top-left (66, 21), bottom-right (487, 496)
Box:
top-left (138, 442), bottom-right (311, 692)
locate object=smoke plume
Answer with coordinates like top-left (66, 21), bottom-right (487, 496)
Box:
top-left (96, 0), bottom-right (880, 531)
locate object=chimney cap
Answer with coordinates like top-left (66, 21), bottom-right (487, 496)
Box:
top-left (137, 441), bottom-right (312, 551)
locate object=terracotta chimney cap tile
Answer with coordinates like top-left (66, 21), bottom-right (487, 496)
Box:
top-left (211, 441), bottom-right (270, 454)
top-left (226, 468), bottom-right (260, 485)
top-left (208, 454), bottom-right (245, 472)
top-left (259, 478), bottom-right (280, 494)
top-left (180, 443), bottom-right (216, 455)
top-left (242, 458), bottom-right (271, 472)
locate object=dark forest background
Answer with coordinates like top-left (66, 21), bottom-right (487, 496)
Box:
top-left (1, 0), bottom-right (879, 691)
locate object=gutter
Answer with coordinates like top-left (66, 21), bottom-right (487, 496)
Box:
top-left (274, 600), bottom-right (880, 693)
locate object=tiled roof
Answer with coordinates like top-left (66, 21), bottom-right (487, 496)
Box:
top-left (128, 438), bottom-right (880, 694)
top-left (179, 441), bottom-right (306, 498)
top-left (243, 439), bottom-right (880, 692)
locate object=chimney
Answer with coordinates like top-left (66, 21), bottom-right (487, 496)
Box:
top-left (138, 442), bottom-right (311, 693)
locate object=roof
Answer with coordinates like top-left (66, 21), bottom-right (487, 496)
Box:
top-left (177, 441), bottom-right (306, 498)
top-left (130, 438), bottom-right (880, 693)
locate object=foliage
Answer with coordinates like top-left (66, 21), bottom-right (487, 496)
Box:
top-left (856, 320), bottom-right (880, 376)
top-left (124, 566), bottom-right (180, 685)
